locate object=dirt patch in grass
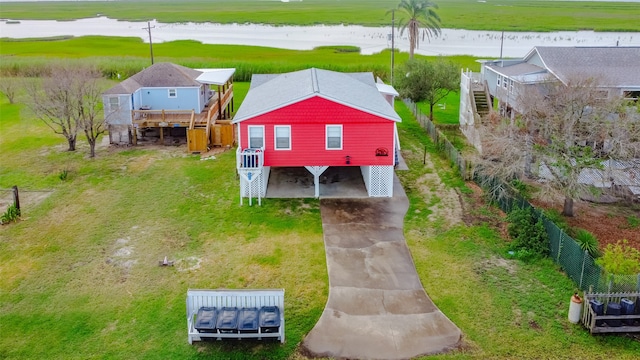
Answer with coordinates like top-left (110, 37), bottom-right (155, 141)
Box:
top-left (461, 182), bottom-right (509, 238)
top-left (413, 158), bottom-right (464, 229)
top-left (532, 199), bottom-right (640, 252)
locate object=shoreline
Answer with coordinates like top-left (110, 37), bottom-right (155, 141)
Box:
top-left (1, 17), bottom-right (639, 58)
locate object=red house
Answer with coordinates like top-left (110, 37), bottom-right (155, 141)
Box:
top-left (232, 68), bottom-right (401, 204)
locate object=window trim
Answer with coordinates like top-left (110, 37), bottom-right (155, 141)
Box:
top-left (108, 96), bottom-right (120, 112)
top-left (248, 125), bottom-right (265, 149)
top-left (326, 125), bottom-right (343, 150)
top-left (168, 88), bottom-right (177, 98)
top-left (274, 125), bottom-right (291, 151)
top-left (623, 90), bottom-right (640, 102)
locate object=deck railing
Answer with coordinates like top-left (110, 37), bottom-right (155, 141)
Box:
top-left (237, 148), bottom-right (264, 170)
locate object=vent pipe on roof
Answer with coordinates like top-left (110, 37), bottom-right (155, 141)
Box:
top-left (311, 68), bottom-right (319, 93)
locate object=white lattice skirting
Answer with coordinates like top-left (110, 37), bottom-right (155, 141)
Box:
top-left (361, 165), bottom-right (394, 197)
top-left (240, 167), bottom-right (270, 198)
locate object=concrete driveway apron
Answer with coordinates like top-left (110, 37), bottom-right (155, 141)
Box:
top-left (302, 176), bottom-right (461, 359)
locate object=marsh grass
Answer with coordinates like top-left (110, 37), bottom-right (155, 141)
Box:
top-left (0, 37), bottom-right (481, 82)
top-left (1, 0), bottom-right (639, 32)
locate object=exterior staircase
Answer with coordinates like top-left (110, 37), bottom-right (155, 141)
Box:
top-left (473, 90), bottom-right (490, 116)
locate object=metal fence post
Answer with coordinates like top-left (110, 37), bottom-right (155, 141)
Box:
top-left (580, 250), bottom-right (587, 289)
top-left (557, 231), bottom-right (563, 262)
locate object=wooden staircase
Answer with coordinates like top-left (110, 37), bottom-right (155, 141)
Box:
top-left (473, 90), bottom-right (490, 116)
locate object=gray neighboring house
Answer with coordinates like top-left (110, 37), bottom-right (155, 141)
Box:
top-left (481, 46), bottom-right (640, 118)
top-left (459, 46), bottom-right (640, 201)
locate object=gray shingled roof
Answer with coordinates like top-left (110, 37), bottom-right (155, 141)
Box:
top-left (531, 47), bottom-right (640, 87)
top-left (103, 62), bottom-right (203, 95)
top-left (233, 68), bottom-right (401, 123)
top-left (487, 62), bottom-right (546, 77)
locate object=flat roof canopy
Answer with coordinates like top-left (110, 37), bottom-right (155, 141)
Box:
top-left (195, 68), bottom-right (236, 85)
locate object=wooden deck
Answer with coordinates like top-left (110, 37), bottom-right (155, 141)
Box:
top-left (130, 84), bottom-right (234, 151)
top-left (131, 85), bottom-right (233, 128)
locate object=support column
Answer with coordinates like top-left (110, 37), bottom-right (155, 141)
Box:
top-left (304, 166), bottom-right (329, 198)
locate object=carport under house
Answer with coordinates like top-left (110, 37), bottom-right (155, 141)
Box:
top-left (232, 68), bottom-right (401, 205)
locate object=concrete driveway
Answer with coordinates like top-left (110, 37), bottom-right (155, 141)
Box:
top-left (302, 176), bottom-right (461, 359)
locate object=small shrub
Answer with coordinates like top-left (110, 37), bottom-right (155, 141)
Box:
top-left (507, 207), bottom-right (549, 260)
top-left (626, 215), bottom-right (640, 229)
top-left (510, 179), bottom-right (535, 200)
top-left (573, 228), bottom-right (601, 258)
top-left (1, 204), bottom-right (20, 225)
top-left (313, 45), bottom-right (360, 53)
top-left (542, 208), bottom-right (570, 233)
top-left (597, 239), bottom-right (640, 275)
top-left (58, 169), bottom-right (69, 181)
top-left (506, 248), bottom-right (537, 262)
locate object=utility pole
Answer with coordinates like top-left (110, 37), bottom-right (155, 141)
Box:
top-left (143, 21), bottom-right (155, 65)
top-left (500, 30), bottom-right (504, 59)
top-left (391, 9), bottom-right (395, 85)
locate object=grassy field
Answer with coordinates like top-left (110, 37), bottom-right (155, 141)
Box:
top-left (2, 78), bottom-right (640, 358)
top-left (0, 83), bottom-right (327, 359)
top-left (1, 0), bottom-right (639, 31)
top-left (0, 36), bottom-right (481, 81)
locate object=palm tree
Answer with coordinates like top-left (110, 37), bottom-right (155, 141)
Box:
top-left (395, 0), bottom-right (441, 59)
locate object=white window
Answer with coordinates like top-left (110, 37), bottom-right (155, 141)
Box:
top-left (274, 125), bottom-right (291, 150)
top-left (326, 125), bottom-right (342, 150)
top-left (509, 80), bottom-right (514, 93)
top-left (497, 76), bottom-right (501, 87)
top-left (503, 77), bottom-right (508, 88)
top-left (108, 97), bottom-right (119, 112)
top-left (624, 90), bottom-right (640, 102)
top-left (168, 88), bottom-right (177, 98)
top-left (248, 126), bottom-right (264, 149)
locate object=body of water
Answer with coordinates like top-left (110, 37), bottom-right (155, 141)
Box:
top-left (1, 17), bottom-right (638, 58)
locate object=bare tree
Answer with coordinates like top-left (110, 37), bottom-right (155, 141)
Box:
top-left (0, 77), bottom-right (18, 104)
top-left (74, 68), bottom-right (107, 158)
top-left (25, 64), bottom-right (105, 156)
top-left (477, 76), bottom-right (640, 216)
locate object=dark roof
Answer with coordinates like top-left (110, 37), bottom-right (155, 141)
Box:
top-left (529, 46), bottom-right (640, 87)
top-left (233, 68), bottom-right (400, 123)
top-left (487, 63), bottom-right (545, 77)
top-left (103, 62), bottom-right (203, 95)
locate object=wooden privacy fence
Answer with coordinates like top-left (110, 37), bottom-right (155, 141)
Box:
top-left (186, 289), bottom-right (285, 344)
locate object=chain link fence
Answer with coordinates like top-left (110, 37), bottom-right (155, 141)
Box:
top-left (403, 99), bottom-right (640, 293)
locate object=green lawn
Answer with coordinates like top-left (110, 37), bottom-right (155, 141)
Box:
top-left (0, 85), bottom-right (327, 359)
top-left (1, 0), bottom-right (638, 31)
top-left (1, 84), bottom-right (639, 358)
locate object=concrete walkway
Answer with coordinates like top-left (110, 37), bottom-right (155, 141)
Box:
top-left (302, 176), bottom-right (461, 359)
